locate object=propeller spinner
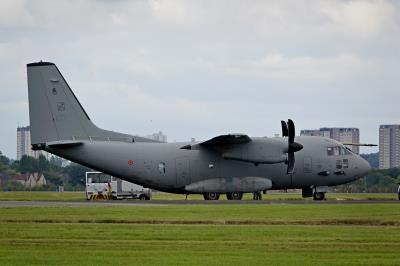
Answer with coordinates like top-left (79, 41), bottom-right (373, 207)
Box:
top-left (281, 119), bottom-right (303, 174)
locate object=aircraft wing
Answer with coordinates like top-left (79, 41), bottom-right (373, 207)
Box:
top-left (200, 134), bottom-right (251, 146)
top-left (181, 134), bottom-right (251, 150)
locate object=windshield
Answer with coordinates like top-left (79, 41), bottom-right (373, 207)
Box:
top-left (86, 173), bottom-right (111, 183)
top-left (327, 146), bottom-right (352, 156)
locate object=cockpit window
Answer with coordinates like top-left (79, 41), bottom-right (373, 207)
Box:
top-left (327, 146), bottom-right (352, 156)
top-left (343, 147), bottom-right (352, 155)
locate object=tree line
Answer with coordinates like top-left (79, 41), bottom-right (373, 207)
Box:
top-left (0, 151), bottom-right (90, 191)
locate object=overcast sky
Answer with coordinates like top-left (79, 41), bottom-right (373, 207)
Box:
top-left (1, 0), bottom-right (399, 158)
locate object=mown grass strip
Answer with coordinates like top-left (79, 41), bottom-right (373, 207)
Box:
top-left (0, 223), bottom-right (399, 265)
top-left (1, 218), bottom-right (400, 226)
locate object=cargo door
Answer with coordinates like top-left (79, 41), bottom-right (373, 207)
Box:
top-left (176, 157), bottom-right (190, 187)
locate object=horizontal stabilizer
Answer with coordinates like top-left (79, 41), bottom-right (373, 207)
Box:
top-left (46, 140), bottom-right (83, 148)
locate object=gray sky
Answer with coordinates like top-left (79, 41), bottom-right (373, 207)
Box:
top-left (1, 0), bottom-right (399, 159)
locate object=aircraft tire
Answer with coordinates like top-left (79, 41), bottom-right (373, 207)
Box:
top-left (226, 192), bottom-right (243, 200)
top-left (313, 192), bottom-right (325, 201)
top-left (203, 192), bottom-right (220, 200)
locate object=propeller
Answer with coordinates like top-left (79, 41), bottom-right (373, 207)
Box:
top-left (282, 119), bottom-right (303, 174)
top-left (281, 121), bottom-right (288, 137)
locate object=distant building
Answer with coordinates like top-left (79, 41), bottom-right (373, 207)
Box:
top-left (379, 125), bottom-right (400, 169)
top-left (300, 128), bottom-right (360, 154)
top-left (14, 172), bottom-right (47, 189)
top-left (300, 129), bottom-right (330, 138)
top-left (17, 126), bottom-right (48, 160)
top-left (146, 131), bottom-right (167, 142)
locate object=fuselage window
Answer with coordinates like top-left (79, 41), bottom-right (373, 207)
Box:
top-left (158, 162), bottom-right (166, 174)
top-left (327, 147), bottom-right (334, 156)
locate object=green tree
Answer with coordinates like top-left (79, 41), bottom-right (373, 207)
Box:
top-left (49, 156), bottom-right (63, 171)
top-left (5, 179), bottom-right (25, 191)
top-left (44, 169), bottom-right (64, 186)
top-left (0, 151), bottom-right (10, 165)
top-left (64, 163), bottom-right (90, 188)
top-left (19, 155), bottom-right (39, 173)
top-left (0, 151), bottom-right (16, 177)
top-left (38, 155), bottom-right (49, 173)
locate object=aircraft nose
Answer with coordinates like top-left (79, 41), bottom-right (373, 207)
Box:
top-left (356, 157), bottom-right (371, 177)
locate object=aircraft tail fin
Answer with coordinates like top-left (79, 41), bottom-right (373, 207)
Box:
top-left (27, 62), bottom-right (135, 146)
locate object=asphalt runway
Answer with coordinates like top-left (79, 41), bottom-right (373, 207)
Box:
top-left (0, 199), bottom-right (398, 207)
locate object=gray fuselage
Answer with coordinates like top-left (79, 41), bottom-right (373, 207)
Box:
top-left (45, 136), bottom-right (370, 194)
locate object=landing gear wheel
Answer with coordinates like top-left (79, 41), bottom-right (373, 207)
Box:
top-left (203, 192), bottom-right (220, 200)
top-left (313, 192), bottom-right (325, 201)
top-left (226, 192), bottom-right (243, 200)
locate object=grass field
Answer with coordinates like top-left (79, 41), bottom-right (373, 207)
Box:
top-left (0, 203), bottom-right (400, 265)
top-left (0, 191), bottom-right (398, 201)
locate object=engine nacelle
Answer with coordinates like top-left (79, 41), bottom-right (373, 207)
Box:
top-left (222, 139), bottom-right (287, 164)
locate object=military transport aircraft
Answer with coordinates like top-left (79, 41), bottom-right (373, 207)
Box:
top-left (27, 62), bottom-right (371, 200)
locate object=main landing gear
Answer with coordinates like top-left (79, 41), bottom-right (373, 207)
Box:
top-left (203, 192), bottom-right (244, 200)
top-left (203, 192), bottom-right (220, 200)
top-left (226, 192), bottom-right (243, 200)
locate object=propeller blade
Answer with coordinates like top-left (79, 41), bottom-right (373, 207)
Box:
top-left (284, 119), bottom-right (303, 174)
top-left (287, 119), bottom-right (295, 144)
top-left (281, 121), bottom-right (288, 137)
top-left (287, 152), bottom-right (295, 174)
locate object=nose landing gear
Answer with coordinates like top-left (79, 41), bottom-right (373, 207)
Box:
top-left (302, 186), bottom-right (328, 201)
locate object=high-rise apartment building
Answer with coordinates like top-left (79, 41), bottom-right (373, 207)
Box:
top-left (300, 128), bottom-right (360, 154)
top-left (379, 125), bottom-right (400, 169)
top-left (17, 126), bottom-right (47, 160)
